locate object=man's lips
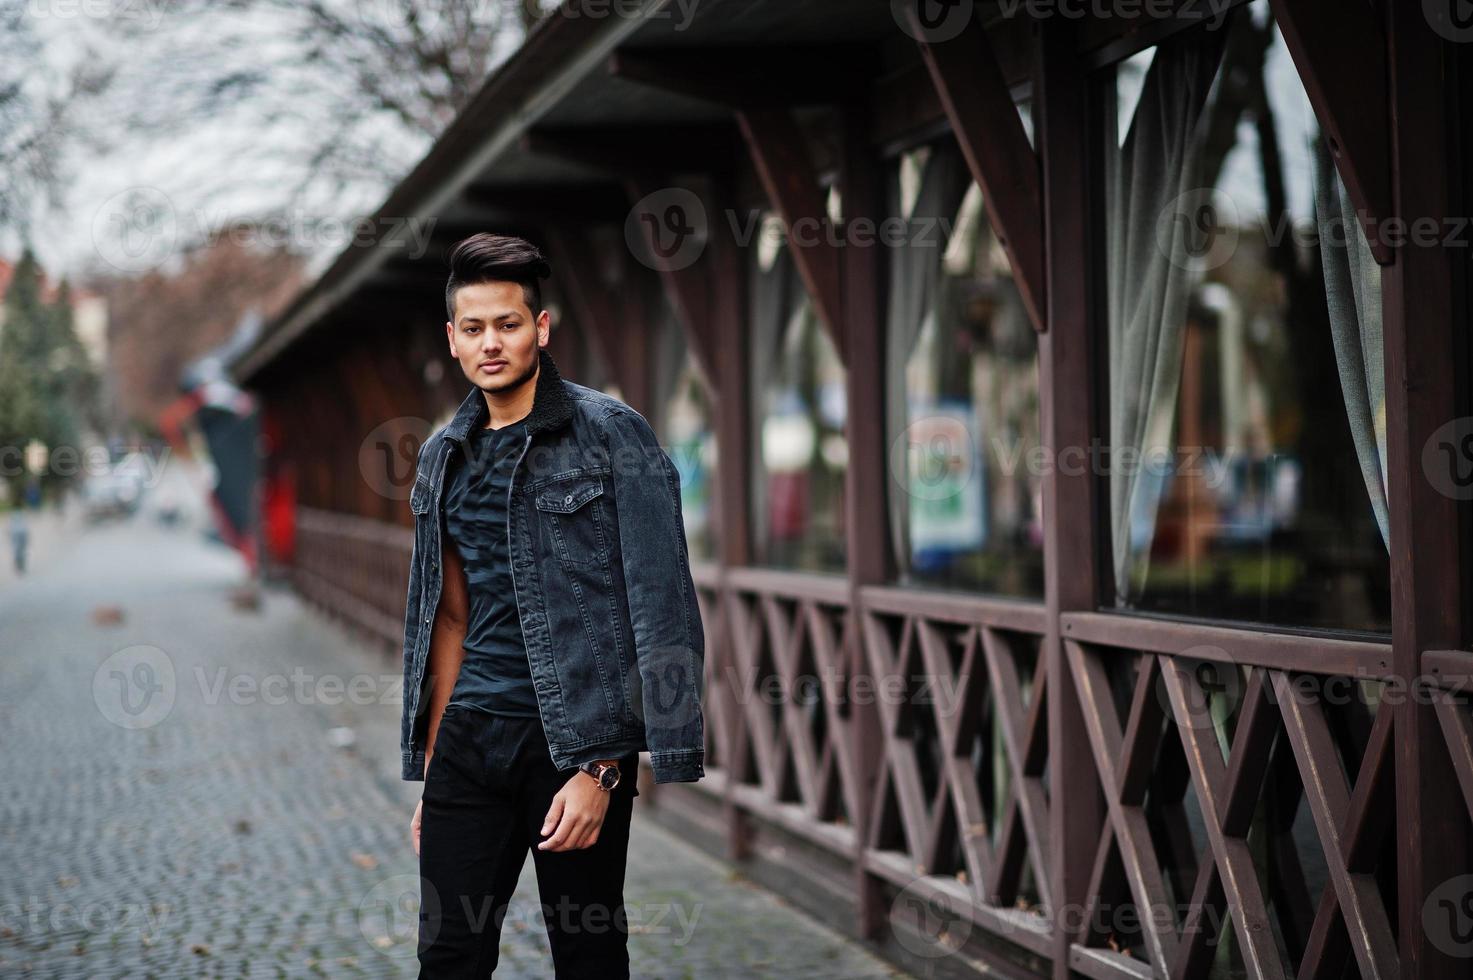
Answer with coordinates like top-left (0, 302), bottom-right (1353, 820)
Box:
top-left (479, 360), bottom-right (508, 371)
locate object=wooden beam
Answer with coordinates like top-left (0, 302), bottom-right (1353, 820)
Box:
top-left (1036, 18), bottom-right (1108, 979)
top-left (908, 7), bottom-right (1048, 332)
top-left (521, 124), bottom-right (741, 179)
top-left (458, 184), bottom-right (630, 223)
top-left (620, 174), bottom-right (721, 387)
top-left (734, 106), bottom-right (847, 365)
top-left (541, 224), bottom-right (627, 392)
top-left (1267, 0), bottom-right (1392, 264)
top-left (606, 47), bottom-right (853, 364)
top-left (836, 96), bottom-right (892, 939)
top-left (1383, 2), bottom-right (1469, 977)
top-left (606, 46), bottom-right (874, 109)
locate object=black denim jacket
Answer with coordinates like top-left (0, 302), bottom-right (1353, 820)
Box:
top-left (400, 348), bottom-right (706, 784)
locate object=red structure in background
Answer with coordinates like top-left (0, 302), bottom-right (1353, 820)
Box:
top-left (258, 406), bottom-right (296, 568)
top-left (156, 383), bottom-right (261, 576)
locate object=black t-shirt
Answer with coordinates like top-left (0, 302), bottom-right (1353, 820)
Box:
top-left (441, 416), bottom-right (539, 718)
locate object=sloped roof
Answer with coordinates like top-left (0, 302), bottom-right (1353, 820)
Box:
top-left (228, 0), bottom-right (905, 383)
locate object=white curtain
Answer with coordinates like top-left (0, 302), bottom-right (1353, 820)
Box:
top-left (1106, 30), bottom-right (1227, 605)
top-left (1312, 134), bottom-right (1389, 550)
top-left (883, 138), bottom-right (973, 577)
top-left (749, 238), bottom-right (801, 552)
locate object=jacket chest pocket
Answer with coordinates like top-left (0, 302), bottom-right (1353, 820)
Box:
top-left (534, 477), bottom-right (609, 569)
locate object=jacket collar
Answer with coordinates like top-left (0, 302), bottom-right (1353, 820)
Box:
top-left (444, 346), bottom-right (574, 450)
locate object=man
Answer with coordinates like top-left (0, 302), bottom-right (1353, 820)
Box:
top-left (400, 233), bottom-right (705, 978)
top-left (8, 506), bottom-right (28, 575)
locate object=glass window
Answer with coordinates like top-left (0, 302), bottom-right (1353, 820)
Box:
top-left (749, 211), bottom-right (848, 572)
top-left (650, 303), bottom-right (716, 563)
top-left (885, 136), bottom-right (1044, 597)
top-left (1101, 1), bottom-right (1389, 631)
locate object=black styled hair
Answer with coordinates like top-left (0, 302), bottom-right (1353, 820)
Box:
top-left (444, 233), bottom-right (551, 323)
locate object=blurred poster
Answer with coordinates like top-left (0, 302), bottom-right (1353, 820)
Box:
top-left (908, 399), bottom-right (984, 556)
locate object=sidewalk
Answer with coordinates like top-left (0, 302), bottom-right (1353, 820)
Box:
top-left (0, 498), bottom-right (911, 978)
top-left (0, 497), bottom-right (85, 588)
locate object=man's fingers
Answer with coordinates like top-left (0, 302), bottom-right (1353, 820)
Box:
top-left (542, 810), bottom-right (594, 851)
top-left (539, 795), bottom-right (573, 849)
top-left (541, 796), bottom-right (565, 836)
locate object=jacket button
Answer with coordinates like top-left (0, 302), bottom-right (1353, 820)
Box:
top-left (564, 493), bottom-right (573, 505)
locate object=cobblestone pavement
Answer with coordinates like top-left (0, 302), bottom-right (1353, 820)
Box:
top-left (0, 497), bottom-right (85, 589)
top-left (0, 481), bottom-right (911, 978)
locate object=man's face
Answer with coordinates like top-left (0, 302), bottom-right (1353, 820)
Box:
top-left (446, 280), bottom-right (549, 393)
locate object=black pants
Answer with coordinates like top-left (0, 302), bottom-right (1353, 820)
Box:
top-left (417, 704), bottom-right (639, 978)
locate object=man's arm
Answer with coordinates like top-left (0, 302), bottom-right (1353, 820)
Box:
top-left (602, 407), bottom-right (705, 784)
top-left (422, 537), bottom-right (468, 776)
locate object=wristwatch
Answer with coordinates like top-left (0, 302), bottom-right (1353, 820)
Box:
top-left (578, 759), bottom-right (621, 791)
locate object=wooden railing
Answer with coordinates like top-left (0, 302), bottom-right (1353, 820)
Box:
top-left (287, 527), bottom-right (1445, 980)
top-left (684, 559), bottom-right (1419, 979)
top-left (293, 506), bottom-right (413, 648)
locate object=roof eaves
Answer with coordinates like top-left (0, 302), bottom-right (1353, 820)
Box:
top-left (232, 0), bottom-right (676, 384)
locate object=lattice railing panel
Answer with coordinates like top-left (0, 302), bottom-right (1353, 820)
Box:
top-left (860, 594), bottom-right (1052, 953)
top-left (716, 571), bottom-right (859, 836)
top-left (1065, 640), bottom-right (1398, 980)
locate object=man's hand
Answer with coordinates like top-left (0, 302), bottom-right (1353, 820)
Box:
top-left (411, 750), bottom-right (434, 857)
top-left (537, 763), bottom-right (618, 852)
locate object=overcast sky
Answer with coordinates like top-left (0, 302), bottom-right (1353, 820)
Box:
top-left (10, 0), bottom-right (534, 282)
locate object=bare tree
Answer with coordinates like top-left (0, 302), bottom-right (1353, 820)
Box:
top-left (0, 7), bottom-right (112, 238)
top-left (94, 235), bottom-right (306, 430)
top-left (98, 0), bottom-right (553, 219)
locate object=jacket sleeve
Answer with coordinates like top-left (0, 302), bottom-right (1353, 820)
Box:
top-left (602, 408), bottom-right (706, 784)
top-left (400, 435), bottom-right (435, 782)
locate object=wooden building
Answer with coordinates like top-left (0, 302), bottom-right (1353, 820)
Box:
top-left (230, 2), bottom-right (1473, 977)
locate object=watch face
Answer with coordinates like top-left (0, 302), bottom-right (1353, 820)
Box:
top-left (599, 766), bottom-right (619, 790)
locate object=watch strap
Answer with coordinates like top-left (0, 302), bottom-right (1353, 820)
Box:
top-left (579, 759), bottom-right (619, 791)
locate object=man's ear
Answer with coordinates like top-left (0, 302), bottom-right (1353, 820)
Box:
top-left (445, 320), bottom-right (455, 354)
